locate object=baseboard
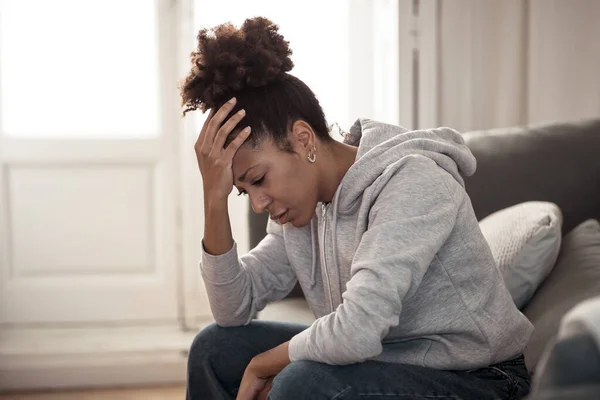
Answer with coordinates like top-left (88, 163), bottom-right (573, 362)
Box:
top-left (0, 304), bottom-right (316, 392)
top-left (0, 325), bottom-right (202, 391)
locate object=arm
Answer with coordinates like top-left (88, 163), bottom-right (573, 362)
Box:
top-left (201, 219), bottom-right (297, 327)
top-left (194, 100), bottom-right (296, 327)
top-left (235, 340), bottom-right (291, 400)
top-left (289, 157), bottom-right (461, 364)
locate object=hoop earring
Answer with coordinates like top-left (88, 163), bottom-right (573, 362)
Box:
top-left (308, 148), bottom-right (317, 163)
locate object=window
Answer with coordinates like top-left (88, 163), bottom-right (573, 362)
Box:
top-left (0, 0), bottom-right (161, 138)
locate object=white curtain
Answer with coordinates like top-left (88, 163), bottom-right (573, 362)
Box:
top-left (432, 0), bottom-right (600, 132)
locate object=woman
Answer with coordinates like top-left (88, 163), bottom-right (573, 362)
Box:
top-left (181, 17), bottom-right (533, 400)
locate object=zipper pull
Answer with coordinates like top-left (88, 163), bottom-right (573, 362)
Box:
top-left (322, 202), bottom-right (329, 216)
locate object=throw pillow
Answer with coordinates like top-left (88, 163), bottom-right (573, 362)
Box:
top-left (479, 201), bottom-right (563, 309)
top-left (522, 219), bottom-right (600, 372)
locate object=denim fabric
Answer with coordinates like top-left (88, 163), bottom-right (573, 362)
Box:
top-left (187, 321), bottom-right (531, 400)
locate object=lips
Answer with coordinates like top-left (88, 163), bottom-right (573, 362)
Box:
top-left (278, 210), bottom-right (289, 224)
top-left (271, 210), bottom-right (289, 224)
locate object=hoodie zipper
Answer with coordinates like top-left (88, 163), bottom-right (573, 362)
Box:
top-left (321, 202), bottom-right (335, 313)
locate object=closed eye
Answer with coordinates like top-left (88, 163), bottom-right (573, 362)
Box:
top-left (252, 175), bottom-right (265, 186)
top-left (236, 174), bottom-right (265, 196)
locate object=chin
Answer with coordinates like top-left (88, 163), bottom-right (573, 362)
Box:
top-left (290, 220), bottom-right (305, 228)
top-left (289, 210), bottom-right (314, 228)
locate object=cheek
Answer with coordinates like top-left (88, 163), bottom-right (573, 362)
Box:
top-left (282, 166), bottom-right (319, 223)
top-left (267, 164), bottom-right (308, 202)
top-left (283, 164), bottom-right (316, 200)
top-left (272, 176), bottom-right (307, 204)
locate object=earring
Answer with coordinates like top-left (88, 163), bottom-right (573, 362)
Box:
top-left (308, 147), bottom-right (317, 163)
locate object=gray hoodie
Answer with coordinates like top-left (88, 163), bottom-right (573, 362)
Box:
top-left (201, 118), bottom-right (533, 369)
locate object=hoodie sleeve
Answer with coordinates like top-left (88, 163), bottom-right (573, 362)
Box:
top-left (201, 219), bottom-right (297, 327)
top-left (289, 157), bottom-right (461, 364)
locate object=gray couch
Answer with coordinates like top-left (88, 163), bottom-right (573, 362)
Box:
top-left (249, 118), bottom-right (600, 374)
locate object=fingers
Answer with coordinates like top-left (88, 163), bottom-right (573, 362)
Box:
top-left (223, 126), bottom-right (252, 158)
top-left (257, 378), bottom-right (273, 400)
top-left (213, 108), bottom-right (247, 150)
top-left (201, 108), bottom-right (216, 136)
top-left (204, 97), bottom-right (238, 148)
top-left (196, 108), bottom-right (215, 149)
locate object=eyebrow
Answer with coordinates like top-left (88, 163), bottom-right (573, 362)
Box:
top-left (237, 165), bottom-right (259, 183)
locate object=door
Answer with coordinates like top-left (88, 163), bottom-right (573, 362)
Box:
top-left (0, 0), bottom-right (182, 324)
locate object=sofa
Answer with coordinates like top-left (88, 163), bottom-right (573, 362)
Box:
top-left (250, 118), bottom-right (600, 376)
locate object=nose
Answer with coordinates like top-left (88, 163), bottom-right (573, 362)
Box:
top-left (249, 192), bottom-right (271, 214)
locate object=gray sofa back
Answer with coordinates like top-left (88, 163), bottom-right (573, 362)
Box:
top-left (462, 118), bottom-right (600, 234)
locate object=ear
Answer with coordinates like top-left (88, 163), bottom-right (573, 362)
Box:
top-left (290, 120), bottom-right (315, 153)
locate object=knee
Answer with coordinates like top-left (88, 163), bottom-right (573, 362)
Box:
top-left (188, 322), bottom-right (255, 363)
top-left (188, 322), bottom-right (224, 362)
top-left (270, 361), bottom-right (315, 398)
top-left (269, 361), bottom-right (345, 399)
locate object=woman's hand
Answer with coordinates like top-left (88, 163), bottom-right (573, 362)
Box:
top-left (236, 341), bottom-right (291, 400)
top-left (195, 97), bottom-right (251, 201)
top-left (236, 364), bottom-right (270, 400)
top-left (257, 377), bottom-right (274, 400)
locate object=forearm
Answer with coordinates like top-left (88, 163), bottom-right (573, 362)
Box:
top-left (203, 195), bottom-right (234, 255)
top-left (251, 341), bottom-right (291, 377)
top-left (201, 196), bottom-right (254, 326)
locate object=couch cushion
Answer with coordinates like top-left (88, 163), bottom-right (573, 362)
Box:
top-left (522, 219), bottom-right (600, 372)
top-left (479, 202), bottom-right (563, 309)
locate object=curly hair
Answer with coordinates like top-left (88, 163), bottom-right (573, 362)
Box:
top-left (179, 17), bottom-right (331, 149)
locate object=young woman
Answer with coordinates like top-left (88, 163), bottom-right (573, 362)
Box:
top-left (180, 17), bottom-right (533, 400)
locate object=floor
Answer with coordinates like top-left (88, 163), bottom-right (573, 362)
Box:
top-left (0, 385), bottom-right (186, 400)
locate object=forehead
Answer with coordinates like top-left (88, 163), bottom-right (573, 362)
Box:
top-left (232, 140), bottom-right (281, 179)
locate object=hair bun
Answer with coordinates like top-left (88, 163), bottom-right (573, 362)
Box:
top-left (180, 17), bottom-right (294, 113)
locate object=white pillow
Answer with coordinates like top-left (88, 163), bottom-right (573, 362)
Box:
top-left (479, 202), bottom-right (563, 309)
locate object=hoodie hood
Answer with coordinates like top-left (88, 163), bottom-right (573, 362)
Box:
top-left (335, 118), bottom-right (477, 214)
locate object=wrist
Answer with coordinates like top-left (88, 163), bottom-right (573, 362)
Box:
top-left (250, 341), bottom-right (291, 377)
top-left (204, 194), bottom-right (228, 211)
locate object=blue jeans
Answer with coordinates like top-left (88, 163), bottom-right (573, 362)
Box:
top-left (186, 321), bottom-right (531, 399)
